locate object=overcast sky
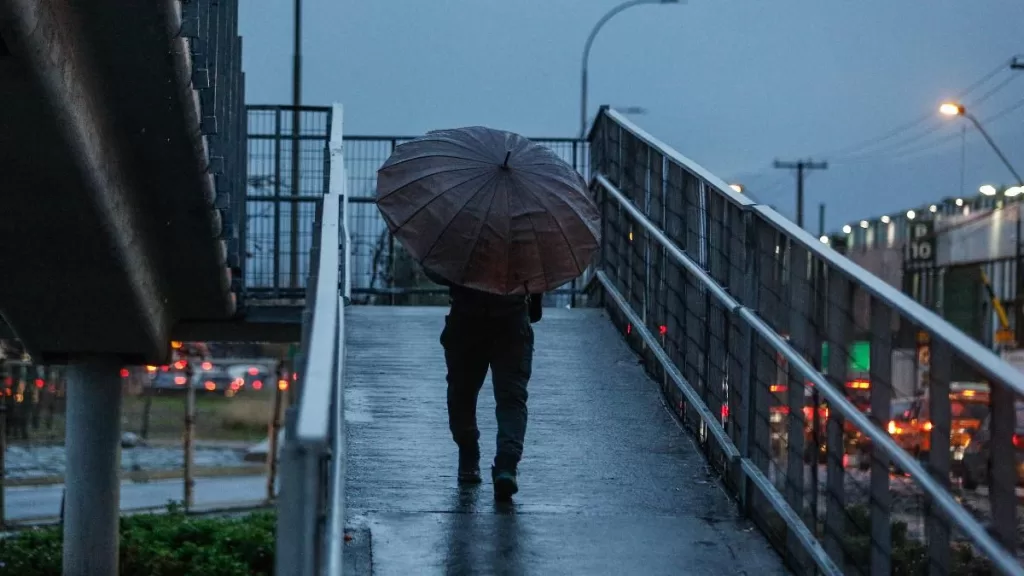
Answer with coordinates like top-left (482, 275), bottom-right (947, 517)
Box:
top-left (239, 0), bottom-right (1024, 232)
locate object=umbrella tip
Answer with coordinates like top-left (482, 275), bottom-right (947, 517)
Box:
top-left (501, 151), bottom-right (511, 170)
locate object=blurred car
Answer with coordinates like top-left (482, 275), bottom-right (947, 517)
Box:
top-left (226, 363), bottom-right (273, 392)
top-left (960, 400), bottom-right (1024, 490)
top-left (887, 382), bottom-right (990, 461)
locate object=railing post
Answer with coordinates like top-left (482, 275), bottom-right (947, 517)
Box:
top-left (868, 298), bottom-right (893, 575)
top-left (823, 267), bottom-right (850, 567)
top-left (784, 241), bottom-right (808, 530)
top-left (740, 211), bottom-right (765, 512)
top-left (273, 108), bottom-right (283, 296)
top-left (926, 338), bottom-right (952, 574)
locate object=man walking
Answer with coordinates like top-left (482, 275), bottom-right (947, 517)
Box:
top-left (427, 269), bottom-right (542, 500)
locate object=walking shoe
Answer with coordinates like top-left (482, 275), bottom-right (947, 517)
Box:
top-left (457, 449), bottom-right (481, 484)
top-left (491, 466), bottom-right (518, 500)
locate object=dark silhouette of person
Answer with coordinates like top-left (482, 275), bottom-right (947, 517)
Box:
top-left (425, 268), bottom-right (542, 500)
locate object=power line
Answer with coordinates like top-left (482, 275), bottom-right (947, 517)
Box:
top-left (816, 58), bottom-right (1013, 159)
top-left (833, 92), bottom-right (1024, 166)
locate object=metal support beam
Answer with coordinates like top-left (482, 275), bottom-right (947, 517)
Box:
top-left (63, 357), bottom-right (123, 576)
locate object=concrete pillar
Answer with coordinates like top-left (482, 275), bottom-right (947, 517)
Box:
top-left (63, 357), bottom-right (122, 576)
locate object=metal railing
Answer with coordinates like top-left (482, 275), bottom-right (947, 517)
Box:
top-left (275, 103), bottom-right (348, 576)
top-left (245, 105), bottom-right (334, 299)
top-left (589, 107), bottom-right (1024, 575)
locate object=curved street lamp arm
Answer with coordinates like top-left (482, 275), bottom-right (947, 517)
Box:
top-left (966, 112), bottom-right (1024, 185)
top-left (579, 0), bottom-right (658, 138)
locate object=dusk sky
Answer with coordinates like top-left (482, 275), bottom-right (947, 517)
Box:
top-left (239, 0), bottom-right (1024, 232)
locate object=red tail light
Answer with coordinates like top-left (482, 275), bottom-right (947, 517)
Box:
top-left (120, 368), bottom-right (130, 379)
top-left (1013, 434), bottom-right (1023, 449)
top-left (252, 380), bottom-right (263, 391)
top-left (720, 405), bottom-right (729, 420)
top-left (34, 379), bottom-right (44, 389)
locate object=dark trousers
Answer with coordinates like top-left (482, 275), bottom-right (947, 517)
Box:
top-left (441, 308), bottom-right (534, 469)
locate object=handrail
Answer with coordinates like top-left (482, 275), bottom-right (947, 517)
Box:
top-left (276, 103), bottom-right (348, 576)
top-left (294, 193), bottom-right (341, 446)
top-left (595, 173), bottom-right (1024, 576)
top-left (601, 106), bottom-right (1024, 399)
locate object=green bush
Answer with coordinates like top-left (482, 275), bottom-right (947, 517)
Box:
top-left (0, 504), bottom-right (274, 576)
top-left (843, 504), bottom-right (993, 576)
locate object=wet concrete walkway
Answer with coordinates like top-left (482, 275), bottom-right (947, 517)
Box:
top-left (343, 306), bottom-right (787, 576)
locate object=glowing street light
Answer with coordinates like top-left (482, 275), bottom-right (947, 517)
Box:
top-left (955, 198), bottom-right (964, 206)
top-left (880, 215), bottom-right (891, 223)
top-left (929, 204), bottom-right (938, 213)
top-left (819, 235), bottom-right (829, 244)
top-left (941, 102), bottom-right (1024, 185)
top-left (859, 220), bottom-right (869, 229)
top-left (906, 210), bottom-right (916, 220)
top-left (842, 224), bottom-right (852, 234)
top-left (1006, 186), bottom-right (1023, 197)
top-left (729, 183), bottom-right (744, 193)
top-left (980, 184), bottom-right (998, 196)
top-left (939, 102), bottom-right (964, 117)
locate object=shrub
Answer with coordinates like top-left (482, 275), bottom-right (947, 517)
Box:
top-left (0, 504), bottom-right (274, 576)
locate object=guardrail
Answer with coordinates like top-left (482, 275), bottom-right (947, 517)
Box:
top-left (589, 106), bottom-right (1024, 575)
top-left (275, 103), bottom-right (348, 576)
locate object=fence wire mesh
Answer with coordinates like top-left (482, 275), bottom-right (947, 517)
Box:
top-left (590, 108), bottom-right (1024, 576)
top-left (245, 106), bottom-right (332, 298)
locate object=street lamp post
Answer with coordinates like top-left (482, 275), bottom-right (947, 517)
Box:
top-left (579, 0), bottom-right (680, 138)
top-left (941, 102), bottom-right (1024, 349)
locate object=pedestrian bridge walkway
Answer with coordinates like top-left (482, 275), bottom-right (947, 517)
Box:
top-left (278, 105), bottom-right (1024, 576)
top-left (341, 306), bottom-right (786, 575)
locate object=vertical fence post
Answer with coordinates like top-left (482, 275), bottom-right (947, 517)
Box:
top-left (785, 242), bottom-right (809, 538)
top-left (824, 267), bottom-right (850, 567)
top-left (926, 338), bottom-right (952, 574)
top-left (989, 377), bottom-right (1018, 552)
top-left (183, 366), bottom-right (197, 512)
top-left (867, 297), bottom-right (893, 574)
top-left (273, 108), bottom-right (283, 296)
top-left (267, 362), bottom-right (286, 502)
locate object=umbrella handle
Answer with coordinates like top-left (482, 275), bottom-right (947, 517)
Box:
top-left (502, 151), bottom-right (511, 169)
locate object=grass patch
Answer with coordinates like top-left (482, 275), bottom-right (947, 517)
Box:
top-left (0, 504), bottom-right (274, 575)
top-left (8, 393), bottom-right (279, 445)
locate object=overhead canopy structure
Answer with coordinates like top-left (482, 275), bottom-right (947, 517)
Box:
top-left (0, 1), bottom-right (246, 363)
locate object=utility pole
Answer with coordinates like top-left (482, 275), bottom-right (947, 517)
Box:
top-left (290, 0), bottom-right (303, 288)
top-left (818, 203), bottom-right (826, 237)
top-left (773, 159), bottom-right (828, 229)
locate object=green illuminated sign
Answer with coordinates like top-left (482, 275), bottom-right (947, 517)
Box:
top-left (820, 341), bottom-right (870, 374)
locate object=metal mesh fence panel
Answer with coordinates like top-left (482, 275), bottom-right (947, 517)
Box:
top-left (590, 108), bottom-right (1024, 576)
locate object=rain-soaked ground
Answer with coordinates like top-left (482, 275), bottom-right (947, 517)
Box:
top-left (342, 306), bottom-right (787, 576)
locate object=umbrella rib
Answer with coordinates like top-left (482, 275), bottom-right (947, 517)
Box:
top-left (379, 154), bottom-right (488, 172)
top-left (419, 171), bottom-right (502, 266)
top-left (388, 170), bottom-right (495, 231)
top-left (456, 176), bottom-right (502, 286)
top-left (408, 134), bottom-right (495, 163)
top-left (517, 178), bottom-right (587, 276)
top-left (509, 177), bottom-right (551, 291)
top-left (377, 166), bottom-right (482, 202)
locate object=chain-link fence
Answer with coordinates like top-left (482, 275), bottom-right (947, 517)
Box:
top-left (590, 107), bottom-right (1024, 576)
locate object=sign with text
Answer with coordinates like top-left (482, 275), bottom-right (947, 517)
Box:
top-left (907, 221), bottom-right (935, 265)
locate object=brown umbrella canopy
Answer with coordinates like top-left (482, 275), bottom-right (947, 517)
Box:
top-left (375, 126), bottom-right (600, 296)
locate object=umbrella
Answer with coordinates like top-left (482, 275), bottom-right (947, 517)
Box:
top-left (375, 126), bottom-right (600, 296)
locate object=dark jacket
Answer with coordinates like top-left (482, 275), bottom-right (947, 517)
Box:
top-left (425, 268), bottom-right (543, 323)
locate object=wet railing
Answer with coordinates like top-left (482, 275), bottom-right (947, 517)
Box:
top-left (589, 106), bottom-right (1024, 575)
top-left (275, 103), bottom-right (348, 576)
